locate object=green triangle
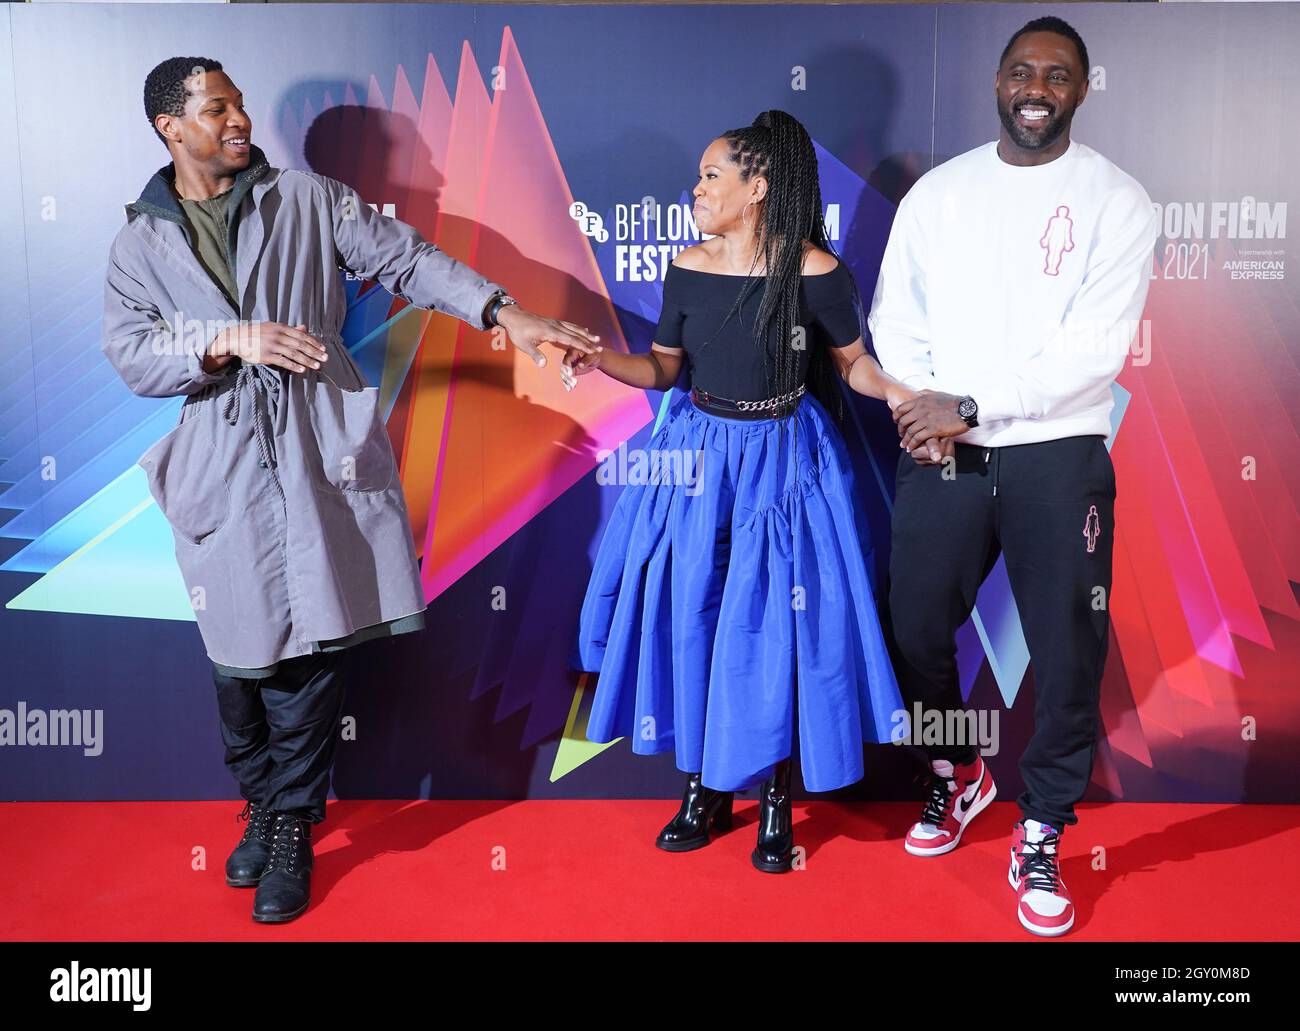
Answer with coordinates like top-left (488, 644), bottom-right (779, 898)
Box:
top-left (7, 493), bottom-right (194, 621)
top-left (549, 673), bottom-right (621, 782)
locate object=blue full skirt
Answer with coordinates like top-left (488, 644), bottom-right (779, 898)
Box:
top-left (573, 392), bottom-right (904, 793)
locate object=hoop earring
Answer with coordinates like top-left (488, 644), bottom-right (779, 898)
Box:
top-left (742, 200), bottom-right (756, 232)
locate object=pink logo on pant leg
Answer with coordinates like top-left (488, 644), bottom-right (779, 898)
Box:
top-left (1040, 205), bottom-right (1075, 276)
top-left (1083, 504), bottom-right (1101, 553)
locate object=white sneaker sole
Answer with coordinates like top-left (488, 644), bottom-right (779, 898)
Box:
top-left (903, 777), bottom-right (997, 857)
top-left (1017, 906), bottom-right (1075, 937)
top-left (1009, 857), bottom-right (1074, 936)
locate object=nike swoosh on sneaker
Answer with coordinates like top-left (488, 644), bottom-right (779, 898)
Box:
top-left (954, 770), bottom-right (983, 819)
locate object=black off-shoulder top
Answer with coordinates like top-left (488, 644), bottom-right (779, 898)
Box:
top-left (652, 259), bottom-right (862, 401)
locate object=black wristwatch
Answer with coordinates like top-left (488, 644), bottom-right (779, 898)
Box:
top-left (957, 395), bottom-right (979, 428)
top-left (484, 291), bottom-right (517, 328)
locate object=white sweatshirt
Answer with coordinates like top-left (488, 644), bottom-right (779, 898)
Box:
top-left (868, 139), bottom-right (1160, 447)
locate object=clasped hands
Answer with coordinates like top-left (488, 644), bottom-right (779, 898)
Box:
top-left (890, 389), bottom-right (971, 467)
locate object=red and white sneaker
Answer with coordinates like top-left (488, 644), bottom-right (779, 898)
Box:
top-left (1009, 819), bottom-right (1074, 937)
top-left (903, 756), bottom-right (997, 857)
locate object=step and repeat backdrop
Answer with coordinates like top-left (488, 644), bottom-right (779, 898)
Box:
top-left (1, 3), bottom-right (1296, 804)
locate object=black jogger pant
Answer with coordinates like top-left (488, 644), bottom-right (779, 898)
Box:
top-left (885, 434), bottom-right (1115, 828)
top-left (212, 649), bottom-right (350, 824)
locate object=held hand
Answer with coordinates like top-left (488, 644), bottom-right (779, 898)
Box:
top-left (909, 436), bottom-right (954, 467)
top-left (884, 382), bottom-right (919, 414)
top-left (210, 322), bottom-right (329, 374)
top-left (496, 306), bottom-right (600, 369)
top-left (559, 346), bottom-right (604, 392)
top-left (882, 386), bottom-right (946, 464)
top-left (893, 389), bottom-right (970, 451)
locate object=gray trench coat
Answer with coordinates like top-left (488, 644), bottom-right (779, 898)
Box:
top-left (101, 145), bottom-right (504, 674)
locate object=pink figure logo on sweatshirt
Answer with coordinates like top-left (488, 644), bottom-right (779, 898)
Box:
top-left (1083, 504), bottom-right (1101, 553)
top-left (1040, 205), bottom-right (1075, 276)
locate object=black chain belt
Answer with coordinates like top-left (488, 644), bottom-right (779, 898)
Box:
top-left (690, 385), bottom-right (806, 420)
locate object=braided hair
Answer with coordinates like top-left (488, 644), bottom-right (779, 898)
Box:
top-left (705, 109), bottom-right (867, 422)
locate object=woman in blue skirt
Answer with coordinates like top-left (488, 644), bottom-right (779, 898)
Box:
top-left (562, 110), bottom-right (944, 873)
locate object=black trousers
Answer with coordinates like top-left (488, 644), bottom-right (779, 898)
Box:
top-left (212, 649), bottom-right (350, 824)
top-left (884, 434), bottom-right (1115, 827)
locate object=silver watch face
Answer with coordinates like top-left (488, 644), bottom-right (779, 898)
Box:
top-left (958, 397), bottom-right (977, 420)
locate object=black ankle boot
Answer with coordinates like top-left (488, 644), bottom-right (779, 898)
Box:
top-left (252, 813), bottom-right (314, 923)
top-left (225, 801), bottom-right (277, 887)
top-left (655, 773), bottom-right (735, 852)
top-left (751, 759), bottom-right (794, 874)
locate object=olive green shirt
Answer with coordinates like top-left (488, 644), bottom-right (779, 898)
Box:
top-left (175, 184), bottom-right (240, 311)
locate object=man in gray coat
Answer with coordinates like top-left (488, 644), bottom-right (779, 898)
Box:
top-left (102, 57), bottom-right (600, 923)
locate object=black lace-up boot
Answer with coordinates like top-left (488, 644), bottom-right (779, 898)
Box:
top-left (751, 759), bottom-right (795, 873)
top-left (251, 813), bottom-right (314, 923)
top-left (225, 801), bottom-right (277, 887)
top-left (655, 772), bottom-right (735, 852)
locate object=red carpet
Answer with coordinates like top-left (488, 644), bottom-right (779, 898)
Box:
top-left (1, 800), bottom-right (1293, 940)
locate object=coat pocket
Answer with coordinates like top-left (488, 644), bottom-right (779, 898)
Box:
top-left (306, 381), bottom-right (397, 493)
top-left (138, 415), bottom-right (232, 546)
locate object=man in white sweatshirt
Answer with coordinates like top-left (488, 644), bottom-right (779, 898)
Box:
top-left (867, 16), bottom-right (1159, 937)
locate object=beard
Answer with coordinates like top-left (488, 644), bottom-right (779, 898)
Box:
top-left (997, 96), bottom-right (1071, 151)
